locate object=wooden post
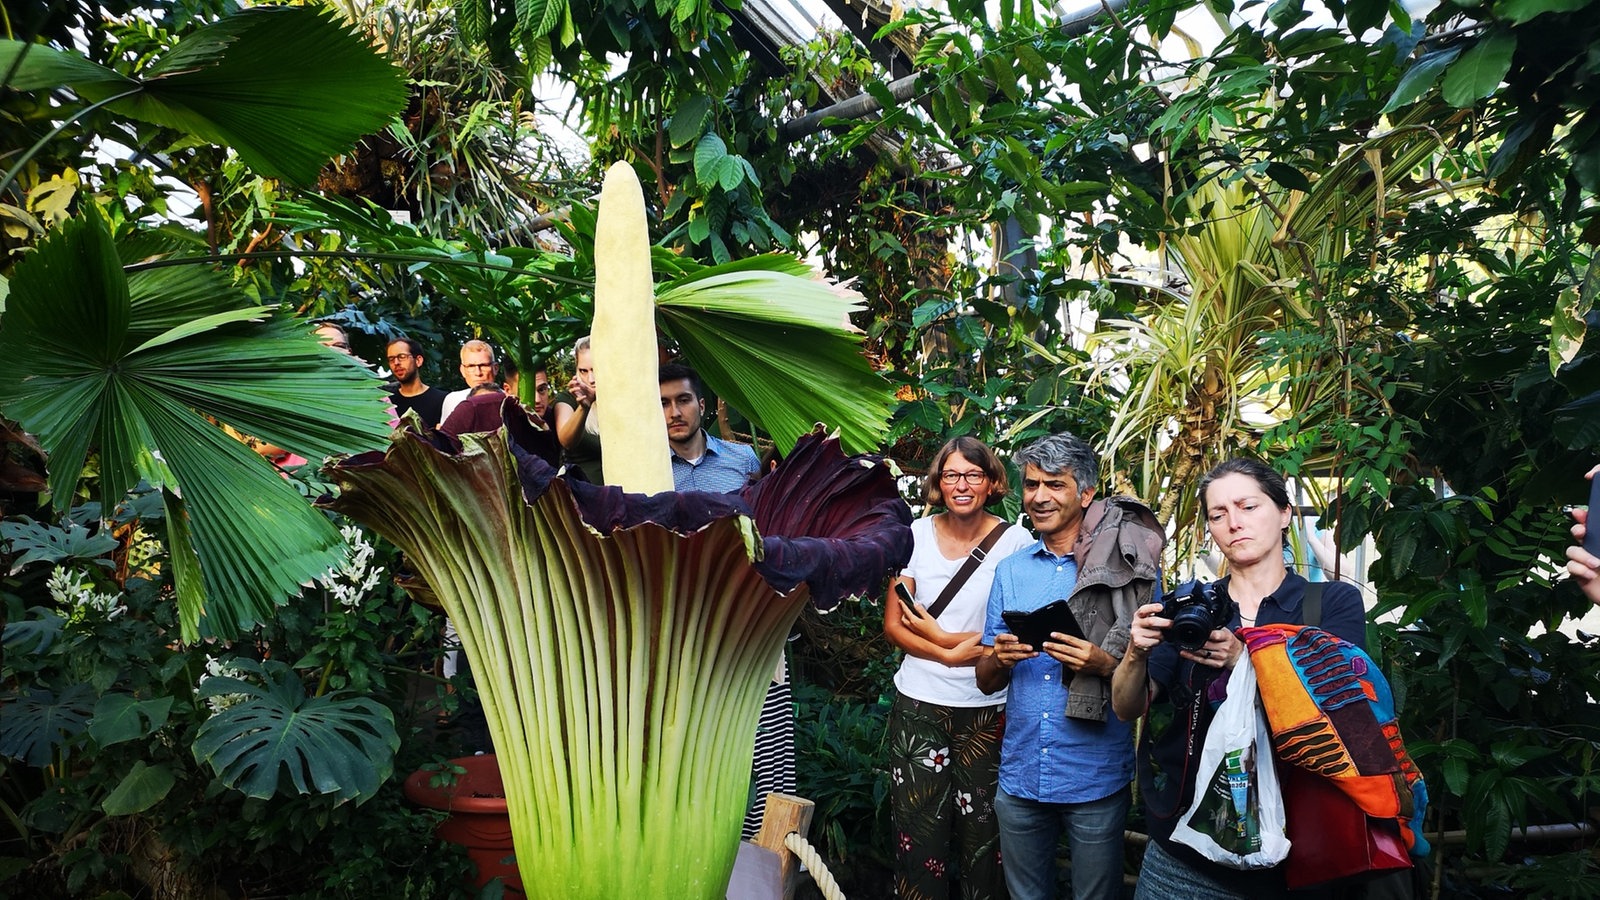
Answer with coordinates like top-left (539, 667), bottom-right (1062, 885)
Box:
top-left (752, 793), bottom-right (815, 900)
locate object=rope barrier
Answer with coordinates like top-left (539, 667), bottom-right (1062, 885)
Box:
top-left (782, 831), bottom-right (846, 900)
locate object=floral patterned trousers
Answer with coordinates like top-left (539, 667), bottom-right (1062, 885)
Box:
top-left (889, 691), bottom-right (1008, 900)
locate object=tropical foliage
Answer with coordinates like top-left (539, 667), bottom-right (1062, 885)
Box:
top-left (7, 0), bottom-right (1600, 895)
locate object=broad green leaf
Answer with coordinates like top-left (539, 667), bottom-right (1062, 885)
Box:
top-left (1381, 48), bottom-right (1460, 112)
top-left (1014, 42), bottom-right (1051, 82)
top-left (101, 762), bottom-right (176, 816)
top-left (693, 133), bottom-right (728, 183)
top-left (0, 206), bottom-right (390, 640)
top-left (1441, 33), bottom-right (1515, 107)
top-left (162, 489), bottom-right (207, 640)
top-left (1495, 0), bottom-right (1588, 23)
top-left (104, 8), bottom-right (407, 185)
top-left (1344, 0), bottom-right (1388, 33)
top-left (1552, 254), bottom-right (1599, 375)
top-left (89, 694), bottom-right (174, 747)
top-left (1, 608), bottom-right (64, 655)
top-left (193, 660), bottom-right (398, 804)
top-left (0, 518), bottom-right (117, 573)
top-left (0, 40), bottom-right (135, 92)
top-left (669, 94), bottom-right (714, 148)
top-left (0, 685), bottom-right (96, 767)
top-left (656, 259), bottom-right (894, 454)
top-left (1264, 162), bottom-right (1313, 193)
top-left (516, 0), bottom-right (548, 37)
top-left (1550, 285), bottom-right (1586, 374)
top-left (456, 0), bottom-right (490, 44)
top-left (716, 155), bottom-right (746, 192)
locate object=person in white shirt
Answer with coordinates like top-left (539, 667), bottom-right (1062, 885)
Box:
top-left (438, 340), bottom-right (498, 423)
top-left (883, 436), bottom-right (1032, 899)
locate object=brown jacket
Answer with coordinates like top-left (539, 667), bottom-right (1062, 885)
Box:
top-left (1063, 495), bottom-right (1165, 720)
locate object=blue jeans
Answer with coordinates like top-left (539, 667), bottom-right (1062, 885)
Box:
top-left (995, 784), bottom-right (1130, 900)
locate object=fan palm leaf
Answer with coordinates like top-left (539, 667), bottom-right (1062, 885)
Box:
top-left (655, 257), bottom-right (894, 455)
top-left (0, 206), bottom-right (392, 640)
top-left (0, 7), bottom-right (406, 185)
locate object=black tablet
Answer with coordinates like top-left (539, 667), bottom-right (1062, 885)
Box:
top-left (1000, 599), bottom-right (1085, 649)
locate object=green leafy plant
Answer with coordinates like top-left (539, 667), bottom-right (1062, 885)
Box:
top-left (193, 658), bottom-right (399, 804)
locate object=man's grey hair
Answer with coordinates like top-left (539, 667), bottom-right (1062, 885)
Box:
top-left (574, 335), bottom-right (591, 356)
top-left (1013, 433), bottom-right (1099, 492)
top-left (459, 339), bottom-right (496, 363)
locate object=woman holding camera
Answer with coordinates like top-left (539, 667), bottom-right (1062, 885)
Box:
top-left (1111, 458), bottom-right (1366, 898)
top-left (884, 436), bottom-right (1033, 899)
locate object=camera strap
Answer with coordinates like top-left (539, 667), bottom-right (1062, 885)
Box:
top-left (925, 520), bottom-right (1011, 620)
top-left (1303, 582), bottom-right (1324, 627)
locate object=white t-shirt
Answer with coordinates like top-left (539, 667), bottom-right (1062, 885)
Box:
top-left (438, 388), bottom-right (470, 424)
top-left (893, 516), bottom-right (1033, 707)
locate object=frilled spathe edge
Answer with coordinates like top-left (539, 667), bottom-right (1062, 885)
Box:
top-left (328, 402), bottom-right (911, 612)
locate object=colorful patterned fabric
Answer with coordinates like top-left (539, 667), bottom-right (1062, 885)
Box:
top-left (1239, 624), bottom-right (1430, 857)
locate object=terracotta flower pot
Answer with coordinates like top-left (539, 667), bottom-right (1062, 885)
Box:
top-left (404, 755), bottom-right (525, 898)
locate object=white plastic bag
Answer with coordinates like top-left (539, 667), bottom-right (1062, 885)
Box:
top-left (1170, 651), bottom-right (1291, 869)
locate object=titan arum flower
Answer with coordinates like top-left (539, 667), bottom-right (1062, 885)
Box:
top-left (324, 164), bottom-right (912, 897)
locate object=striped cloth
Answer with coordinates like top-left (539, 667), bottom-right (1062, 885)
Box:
top-left (743, 678), bottom-right (797, 839)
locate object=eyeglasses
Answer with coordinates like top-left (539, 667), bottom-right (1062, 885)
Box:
top-left (462, 362), bottom-right (495, 371)
top-left (534, 384), bottom-right (551, 394)
top-left (939, 471), bottom-right (989, 485)
top-left (385, 354), bottom-right (416, 363)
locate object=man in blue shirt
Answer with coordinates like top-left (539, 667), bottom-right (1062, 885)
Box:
top-left (976, 433), bottom-right (1160, 900)
top-left (660, 363), bottom-right (759, 493)
top-left (659, 363), bottom-right (784, 837)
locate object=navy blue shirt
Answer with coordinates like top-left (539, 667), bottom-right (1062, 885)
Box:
top-left (982, 540), bottom-right (1134, 804)
top-left (1141, 571), bottom-right (1366, 889)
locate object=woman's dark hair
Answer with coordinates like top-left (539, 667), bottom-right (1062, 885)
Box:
top-left (1197, 457), bottom-right (1292, 512)
top-left (924, 436), bottom-right (1009, 506)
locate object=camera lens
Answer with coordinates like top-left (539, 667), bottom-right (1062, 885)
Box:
top-left (1170, 607), bottom-right (1213, 651)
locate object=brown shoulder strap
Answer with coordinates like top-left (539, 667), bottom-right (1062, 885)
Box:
top-left (925, 520), bottom-right (1011, 620)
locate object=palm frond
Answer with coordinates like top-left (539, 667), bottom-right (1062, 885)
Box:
top-left (0, 41), bottom-right (135, 92)
top-left (0, 207), bottom-right (390, 640)
top-left (655, 259), bottom-right (894, 455)
top-left (21, 8), bottom-right (406, 186)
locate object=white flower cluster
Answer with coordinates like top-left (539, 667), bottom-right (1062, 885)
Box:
top-left (197, 656), bottom-right (250, 715)
top-left (317, 524), bottom-right (384, 610)
top-left (47, 567), bottom-right (126, 621)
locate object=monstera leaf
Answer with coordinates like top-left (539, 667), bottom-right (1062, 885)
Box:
top-left (0, 684), bottom-right (97, 767)
top-left (1, 608), bottom-right (64, 656)
top-left (0, 518), bottom-right (117, 574)
top-left (193, 660), bottom-right (398, 805)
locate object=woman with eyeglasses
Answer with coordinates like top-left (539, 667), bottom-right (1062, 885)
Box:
top-left (884, 436), bottom-right (1033, 899)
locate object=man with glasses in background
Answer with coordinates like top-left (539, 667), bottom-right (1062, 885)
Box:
top-left (385, 337), bottom-right (447, 430)
top-left (439, 340), bottom-right (498, 424)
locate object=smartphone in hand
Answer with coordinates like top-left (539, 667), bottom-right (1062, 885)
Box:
top-left (1586, 476), bottom-right (1600, 557)
top-left (895, 582), bottom-right (918, 615)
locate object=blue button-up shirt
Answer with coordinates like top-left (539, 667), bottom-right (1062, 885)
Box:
top-left (669, 432), bottom-right (760, 493)
top-left (982, 540), bottom-right (1134, 803)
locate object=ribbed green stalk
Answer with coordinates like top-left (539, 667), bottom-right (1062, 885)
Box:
top-left (330, 432), bottom-right (804, 897)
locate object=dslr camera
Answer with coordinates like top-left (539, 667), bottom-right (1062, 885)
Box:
top-left (1159, 580), bottom-right (1233, 651)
